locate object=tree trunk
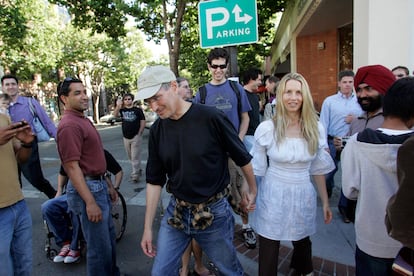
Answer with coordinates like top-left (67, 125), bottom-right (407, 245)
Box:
top-left (163, 0), bottom-right (185, 76)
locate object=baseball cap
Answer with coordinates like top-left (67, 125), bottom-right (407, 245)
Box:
top-left (135, 65), bottom-right (176, 100)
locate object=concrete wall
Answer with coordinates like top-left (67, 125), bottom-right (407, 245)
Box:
top-left (354, 0), bottom-right (414, 72)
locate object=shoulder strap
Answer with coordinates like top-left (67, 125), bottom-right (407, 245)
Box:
top-left (199, 85), bottom-right (207, 104)
top-left (228, 80), bottom-right (242, 122)
top-left (28, 97), bottom-right (36, 117)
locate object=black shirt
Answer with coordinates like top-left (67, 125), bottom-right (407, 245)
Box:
top-left (245, 89), bottom-right (260, 135)
top-left (146, 104), bottom-right (251, 203)
top-left (120, 107), bottom-right (145, 139)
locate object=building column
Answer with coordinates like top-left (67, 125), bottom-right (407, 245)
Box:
top-left (354, 0), bottom-right (414, 72)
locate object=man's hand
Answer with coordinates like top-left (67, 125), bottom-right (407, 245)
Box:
top-left (15, 122), bottom-right (34, 144)
top-left (108, 184), bottom-right (119, 203)
top-left (0, 121), bottom-right (33, 145)
top-left (333, 136), bottom-right (343, 152)
top-left (86, 202), bottom-right (103, 223)
top-left (344, 114), bottom-right (355, 124)
top-left (240, 180), bottom-right (256, 212)
top-left (141, 229), bottom-right (156, 258)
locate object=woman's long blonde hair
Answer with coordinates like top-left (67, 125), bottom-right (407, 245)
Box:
top-left (272, 73), bottom-right (320, 155)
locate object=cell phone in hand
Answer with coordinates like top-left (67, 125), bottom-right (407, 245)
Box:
top-left (11, 121), bottom-right (28, 129)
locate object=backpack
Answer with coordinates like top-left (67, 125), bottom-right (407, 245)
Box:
top-left (198, 80), bottom-right (242, 123)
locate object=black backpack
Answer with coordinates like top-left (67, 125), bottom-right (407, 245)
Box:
top-left (198, 80), bottom-right (242, 122)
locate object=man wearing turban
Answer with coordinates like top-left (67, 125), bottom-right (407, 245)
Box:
top-left (336, 65), bottom-right (396, 223)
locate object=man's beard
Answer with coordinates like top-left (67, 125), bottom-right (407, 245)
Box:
top-left (358, 95), bottom-right (383, 112)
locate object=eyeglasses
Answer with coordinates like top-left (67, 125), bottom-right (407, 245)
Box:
top-left (210, 64), bottom-right (227, 69)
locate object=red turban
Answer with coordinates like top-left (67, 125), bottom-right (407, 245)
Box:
top-left (354, 65), bottom-right (396, 95)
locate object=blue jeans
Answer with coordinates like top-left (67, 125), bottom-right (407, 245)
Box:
top-left (325, 139), bottom-right (338, 192)
top-left (41, 194), bottom-right (81, 250)
top-left (243, 135), bottom-right (255, 153)
top-left (19, 137), bottom-right (56, 198)
top-left (355, 245), bottom-right (394, 276)
top-left (152, 196), bottom-right (243, 276)
top-left (66, 179), bottom-right (119, 276)
top-left (0, 200), bottom-right (32, 276)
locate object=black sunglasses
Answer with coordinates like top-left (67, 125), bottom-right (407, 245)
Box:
top-left (210, 64), bottom-right (227, 69)
top-left (58, 77), bottom-right (81, 95)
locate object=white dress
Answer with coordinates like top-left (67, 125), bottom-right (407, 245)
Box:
top-left (251, 120), bottom-right (334, 241)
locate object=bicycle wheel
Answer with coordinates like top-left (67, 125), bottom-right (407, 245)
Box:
top-left (112, 190), bottom-right (127, 242)
top-left (43, 220), bottom-right (58, 261)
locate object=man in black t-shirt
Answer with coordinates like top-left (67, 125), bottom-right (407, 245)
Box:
top-left (114, 93), bottom-right (145, 182)
top-left (240, 67), bottom-right (263, 249)
top-left (137, 65), bottom-right (257, 276)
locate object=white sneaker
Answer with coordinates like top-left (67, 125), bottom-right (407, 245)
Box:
top-left (64, 250), bottom-right (81, 263)
top-left (53, 244), bottom-right (70, 263)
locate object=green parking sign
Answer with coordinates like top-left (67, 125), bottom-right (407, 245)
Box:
top-left (198, 0), bottom-right (258, 48)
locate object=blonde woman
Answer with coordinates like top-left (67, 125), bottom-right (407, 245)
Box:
top-left (251, 73), bottom-right (334, 275)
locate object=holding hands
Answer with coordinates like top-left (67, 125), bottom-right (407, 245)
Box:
top-left (240, 180), bottom-right (257, 213)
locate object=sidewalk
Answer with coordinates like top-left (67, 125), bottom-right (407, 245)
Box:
top-left (98, 124), bottom-right (357, 275)
top-left (232, 168), bottom-right (356, 276)
top-left (128, 171), bottom-right (356, 276)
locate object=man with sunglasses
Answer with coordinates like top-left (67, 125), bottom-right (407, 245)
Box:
top-left (193, 48), bottom-right (257, 249)
top-left (1, 74), bottom-right (57, 199)
top-left (56, 78), bottom-right (119, 276)
top-left (113, 93), bottom-right (146, 183)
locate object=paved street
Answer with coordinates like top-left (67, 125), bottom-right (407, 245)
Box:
top-left (23, 123), bottom-right (356, 276)
top-left (24, 124), bottom-right (159, 275)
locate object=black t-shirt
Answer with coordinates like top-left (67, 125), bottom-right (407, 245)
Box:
top-left (120, 107), bottom-right (145, 139)
top-left (245, 90), bottom-right (260, 135)
top-left (146, 103), bottom-right (252, 203)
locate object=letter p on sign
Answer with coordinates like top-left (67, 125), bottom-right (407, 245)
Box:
top-left (206, 7), bottom-right (229, 39)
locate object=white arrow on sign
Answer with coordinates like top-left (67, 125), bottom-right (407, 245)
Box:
top-left (232, 4), bottom-right (253, 24)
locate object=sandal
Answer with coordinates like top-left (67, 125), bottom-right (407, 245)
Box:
top-left (193, 268), bottom-right (215, 276)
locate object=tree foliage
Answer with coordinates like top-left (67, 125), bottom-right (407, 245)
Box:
top-left (179, 0), bottom-right (285, 88)
top-left (57, 25), bottom-right (151, 120)
top-left (46, 0), bottom-right (287, 84)
top-left (0, 0), bottom-right (287, 109)
top-left (50, 0), bottom-right (129, 39)
top-left (0, 0), bottom-right (63, 80)
top-left (0, 0), bottom-right (152, 122)
top-left (0, 1), bottom-right (28, 46)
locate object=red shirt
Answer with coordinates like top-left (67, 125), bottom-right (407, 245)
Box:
top-left (57, 110), bottom-right (106, 175)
